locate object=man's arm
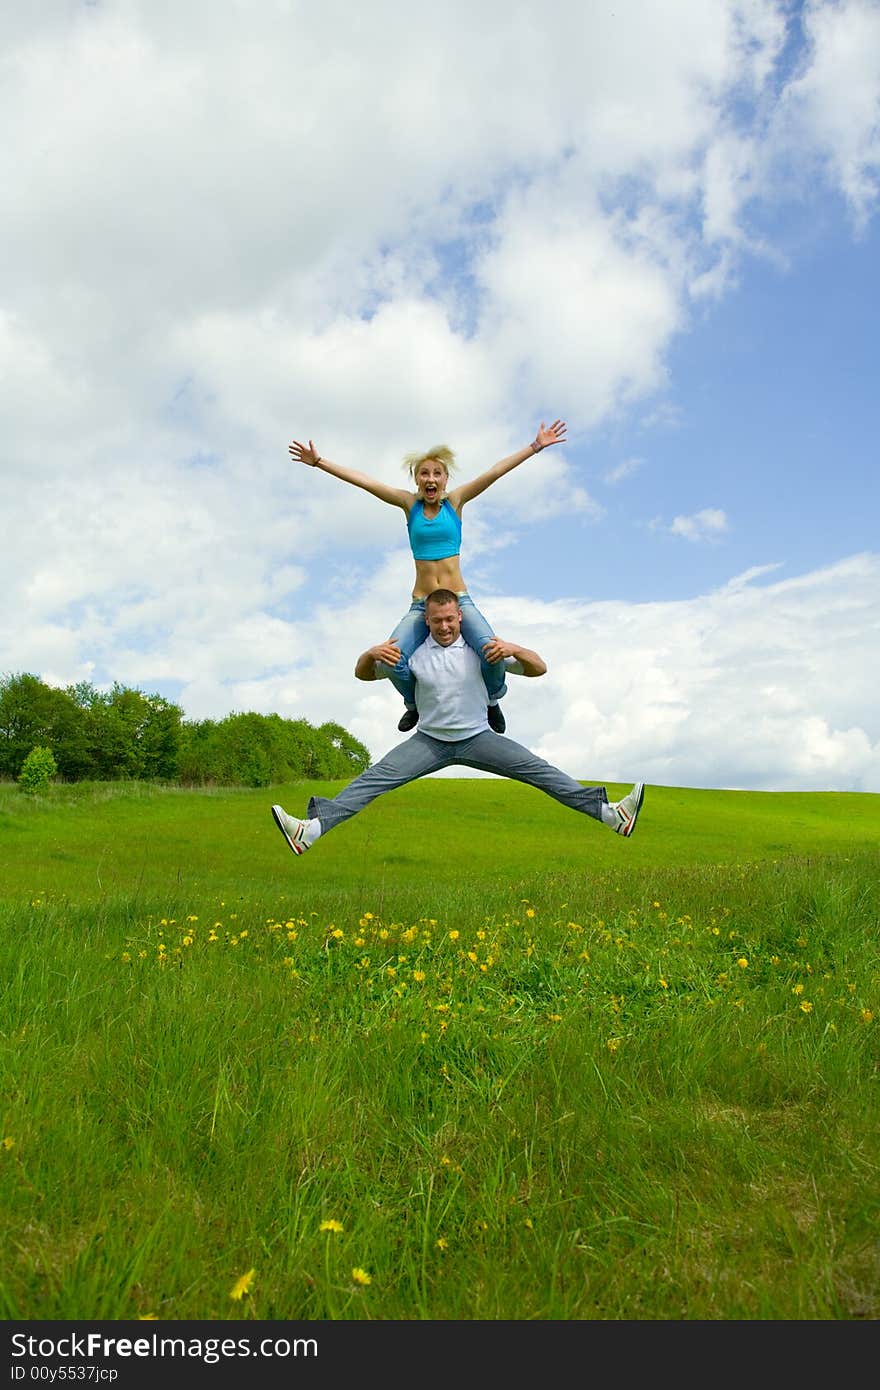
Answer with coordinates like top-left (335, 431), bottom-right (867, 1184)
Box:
top-left (482, 638), bottom-right (547, 677)
top-left (354, 641), bottom-right (402, 681)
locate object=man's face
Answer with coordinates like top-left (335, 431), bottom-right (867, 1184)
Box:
top-left (425, 600), bottom-right (462, 646)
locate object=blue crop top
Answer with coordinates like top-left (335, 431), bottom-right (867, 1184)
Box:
top-left (407, 498), bottom-right (462, 561)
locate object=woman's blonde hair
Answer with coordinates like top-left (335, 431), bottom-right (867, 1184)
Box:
top-left (402, 445), bottom-right (457, 480)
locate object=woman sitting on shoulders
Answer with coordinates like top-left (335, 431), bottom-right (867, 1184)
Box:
top-left (289, 419), bottom-right (567, 731)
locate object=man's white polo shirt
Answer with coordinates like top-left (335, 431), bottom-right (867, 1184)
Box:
top-left (383, 634), bottom-right (523, 742)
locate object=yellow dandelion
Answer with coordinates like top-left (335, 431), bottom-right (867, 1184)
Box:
top-left (792, 983), bottom-right (804, 995)
top-left (547, 1013), bottom-right (562, 1022)
top-left (436, 1236), bottom-right (448, 1250)
top-left (861, 1009), bottom-right (874, 1024)
top-left (351, 1267), bottom-right (371, 1286)
top-left (524, 1217), bottom-right (534, 1230)
top-left (606, 1037), bottom-right (622, 1053)
top-left (229, 1268), bottom-right (255, 1301)
top-left (319, 1219), bottom-right (343, 1233)
top-left (2, 1137), bottom-right (15, 1150)
top-left (799, 1000), bottom-right (813, 1013)
top-left (413, 970), bottom-right (426, 982)
top-left (121, 952), bottom-right (131, 963)
top-left (525, 908), bottom-right (535, 919)
top-left (659, 978), bottom-right (668, 989)
top-left (736, 957), bottom-right (748, 969)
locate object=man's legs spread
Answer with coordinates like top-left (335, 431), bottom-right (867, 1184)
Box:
top-left (450, 731), bottom-right (610, 821)
top-left (307, 732), bottom-right (454, 835)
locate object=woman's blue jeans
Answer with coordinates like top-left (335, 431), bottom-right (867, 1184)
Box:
top-left (383, 594), bottom-right (507, 709)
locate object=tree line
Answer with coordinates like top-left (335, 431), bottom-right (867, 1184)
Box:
top-left (0, 673), bottom-right (371, 786)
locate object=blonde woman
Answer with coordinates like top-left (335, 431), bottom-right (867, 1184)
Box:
top-left (289, 419), bottom-right (567, 731)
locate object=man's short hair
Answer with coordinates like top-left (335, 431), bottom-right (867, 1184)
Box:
top-left (425, 588), bottom-right (460, 610)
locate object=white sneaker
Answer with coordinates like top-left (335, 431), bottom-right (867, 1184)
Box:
top-left (608, 782), bottom-right (645, 837)
top-left (271, 804), bottom-right (311, 856)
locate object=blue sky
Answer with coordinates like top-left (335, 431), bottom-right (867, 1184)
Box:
top-left (2, 0), bottom-right (879, 793)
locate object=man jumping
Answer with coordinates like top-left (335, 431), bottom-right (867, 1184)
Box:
top-left (271, 589), bottom-right (644, 856)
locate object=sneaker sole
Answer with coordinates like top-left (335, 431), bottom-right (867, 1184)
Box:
top-left (271, 804), bottom-right (307, 855)
top-left (617, 782), bottom-right (645, 837)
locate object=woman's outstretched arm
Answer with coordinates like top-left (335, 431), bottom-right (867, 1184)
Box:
top-left (448, 419), bottom-right (567, 508)
top-left (290, 438), bottom-right (412, 509)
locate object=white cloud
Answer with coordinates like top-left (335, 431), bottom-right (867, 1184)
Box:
top-left (495, 553), bottom-right (880, 793)
top-left (668, 508), bottom-right (730, 542)
top-left (777, 0), bottom-right (880, 232)
top-left (605, 457), bottom-right (644, 485)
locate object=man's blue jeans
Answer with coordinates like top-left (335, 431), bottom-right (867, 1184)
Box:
top-left (382, 594), bottom-right (507, 709)
top-left (307, 730), bottom-right (609, 835)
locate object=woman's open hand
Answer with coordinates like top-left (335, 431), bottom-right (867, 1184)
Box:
top-left (289, 438), bottom-right (321, 466)
top-left (533, 419), bottom-right (567, 451)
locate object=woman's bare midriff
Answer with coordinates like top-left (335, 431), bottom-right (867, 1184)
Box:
top-left (412, 556), bottom-right (465, 600)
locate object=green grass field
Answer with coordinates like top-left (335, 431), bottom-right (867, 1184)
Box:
top-left (1, 777), bottom-right (878, 1321)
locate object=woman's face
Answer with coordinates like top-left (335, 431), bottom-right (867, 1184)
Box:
top-left (415, 459), bottom-right (448, 504)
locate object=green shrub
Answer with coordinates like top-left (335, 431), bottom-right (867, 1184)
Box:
top-left (17, 745), bottom-right (57, 794)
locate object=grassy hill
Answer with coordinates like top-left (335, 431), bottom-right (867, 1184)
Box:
top-left (1, 778), bottom-right (878, 1321)
top-left (2, 777), bottom-right (877, 916)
